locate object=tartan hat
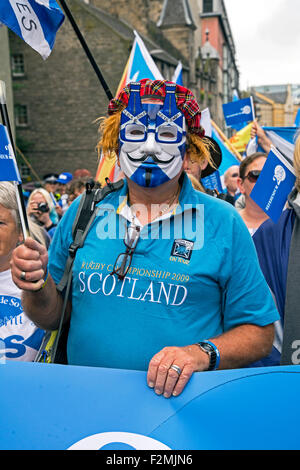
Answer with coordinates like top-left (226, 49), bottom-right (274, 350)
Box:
top-left (108, 79), bottom-right (205, 138)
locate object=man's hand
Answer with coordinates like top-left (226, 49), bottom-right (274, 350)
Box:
top-left (10, 237), bottom-right (48, 291)
top-left (251, 121), bottom-right (272, 153)
top-left (147, 345), bottom-right (209, 398)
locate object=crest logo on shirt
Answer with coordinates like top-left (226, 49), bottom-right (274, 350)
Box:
top-left (171, 239), bottom-right (194, 261)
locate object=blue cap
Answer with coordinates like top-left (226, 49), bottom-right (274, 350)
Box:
top-left (57, 172), bottom-right (73, 184)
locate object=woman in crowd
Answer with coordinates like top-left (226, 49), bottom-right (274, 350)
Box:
top-left (237, 152), bottom-right (269, 236)
top-left (27, 188), bottom-right (58, 242)
top-left (0, 182), bottom-right (45, 362)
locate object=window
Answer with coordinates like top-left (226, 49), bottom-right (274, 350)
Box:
top-left (11, 54), bottom-right (25, 77)
top-left (203, 0), bottom-right (213, 13)
top-left (15, 105), bottom-right (29, 127)
top-left (20, 162), bottom-right (31, 179)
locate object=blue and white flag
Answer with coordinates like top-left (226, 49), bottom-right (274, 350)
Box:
top-left (0, 124), bottom-right (21, 182)
top-left (223, 97), bottom-right (255, 128)
top-left (0, 0), bottom-right (64, 60)
top-left (172, 61), bottom-right (183, 86)
top-left (250, 146), bottom-right (296, 223)
top-left (202, 170), bottom-right (223, 193)
top-left (246, 126), bottom-right (298, 162)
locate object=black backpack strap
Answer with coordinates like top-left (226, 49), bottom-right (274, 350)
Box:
top-left (51, 178), bottom-right (124, 363)
top-left (56, 179), bottom-right (124, 293)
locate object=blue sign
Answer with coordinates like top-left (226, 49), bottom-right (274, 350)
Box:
top-left (0, 125), bottom-right (21, 182)
top-left (202, 170), bottom-right (223, 193)
top-left (1, 362), bottom-right (300, 450)
top-left (250, 147), bottom-right (296, 223)
top-left (223, 97), bottom-right (255, 128)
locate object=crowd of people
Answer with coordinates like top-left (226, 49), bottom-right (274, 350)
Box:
top-left (1, 78), bottom-right (299, 398)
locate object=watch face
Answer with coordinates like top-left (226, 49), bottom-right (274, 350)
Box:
top-left (200, 342), bottom-right (214, 353)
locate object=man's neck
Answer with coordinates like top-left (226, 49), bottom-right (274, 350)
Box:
top-left (127, 174), bottom-right (182, 225)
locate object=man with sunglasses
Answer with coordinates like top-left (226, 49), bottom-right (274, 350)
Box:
top-left (11, 79), bottom-right (279, 399)
top-left (237, 153), bottom-right (269, 236)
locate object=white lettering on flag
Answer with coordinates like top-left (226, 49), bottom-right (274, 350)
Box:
top-left (9, 0), bottom-right (51, 59)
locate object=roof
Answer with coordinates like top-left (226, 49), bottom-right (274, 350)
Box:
top-left (252, 88), bottom-right (288, 105)
top-left (157, 0), bottom-right (196, 29)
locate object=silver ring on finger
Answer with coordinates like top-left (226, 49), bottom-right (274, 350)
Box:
top-left (170, 364), bottom-right (182, 376)
top-left (20, 271), bottom-right (26, 281)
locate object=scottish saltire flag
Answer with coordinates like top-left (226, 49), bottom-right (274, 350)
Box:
top-left (200, 107), bottom-right (240, 186)
top-left (223, 97), bottom-right (255, 128)
top-left (0, 0), bottom-right (64, 60)
top-left (115, 30), bottom-right (163, 96)
top-left (250, 146), bottom-right (296, 223)
top-left (0, 125), bottom-right (21, 182)
top-left (97, 31), bottom-right (164, 185)
top-left (172, 61), bottom-right (183, 86)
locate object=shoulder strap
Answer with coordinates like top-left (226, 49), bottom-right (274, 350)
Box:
top-left (51, 178), bottom-right (124, 363)
top-left (56, 178), bottom-right (124, 293)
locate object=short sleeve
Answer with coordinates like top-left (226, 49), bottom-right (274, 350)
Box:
top-left (48, 197), bottom-right (81, 286)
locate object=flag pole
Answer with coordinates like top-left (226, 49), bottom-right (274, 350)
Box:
top-left (0, 81), bottom-right (30, 239)
top-left (211, 120), bottom-right (243, 162)
top-left (58, 0), bottom-right (113, 101)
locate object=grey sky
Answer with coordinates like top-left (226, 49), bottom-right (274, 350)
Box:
top-left (225, 0), bottom-right (300, 90)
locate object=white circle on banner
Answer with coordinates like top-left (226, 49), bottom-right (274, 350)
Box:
top-left (68, 432), bottom-right (171, 450)
top-left (273, 165), bottom-right (286, 185)
top-left (241, 105), bottom-right (251, 115)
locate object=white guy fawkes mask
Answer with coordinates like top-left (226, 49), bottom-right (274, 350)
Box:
top-left (118, 82), bottom-right (186, 188)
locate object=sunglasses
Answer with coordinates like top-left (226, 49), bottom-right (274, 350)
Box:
top-left (244, 170), bottom-right (261, 183)
top-left (110, 223), bottom-right (141, 280)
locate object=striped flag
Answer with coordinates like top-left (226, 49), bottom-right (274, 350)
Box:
top-left (0, 0), bottom-right (64, 59)
top-left (96, 31), bottom-right (164, 185)
top-left (116, 30), bottom-right (163, 96)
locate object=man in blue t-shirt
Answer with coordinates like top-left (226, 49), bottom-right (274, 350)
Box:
top-left (11, 79), bottom-right (279, 399)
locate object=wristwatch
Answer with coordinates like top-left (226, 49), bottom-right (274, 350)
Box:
top-left (196, 341), bottom-right (220, 371)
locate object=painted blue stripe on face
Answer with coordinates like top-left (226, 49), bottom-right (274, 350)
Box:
top-left (131, 164), bottom-right (171, 188)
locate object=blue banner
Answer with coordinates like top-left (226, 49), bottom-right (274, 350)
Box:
top-left (1, 362), bottom-right (300, 450)
top-left (0, 0), bottom-right (64, 59)
top-left (223, 97), bottom-right (255, 128)
top-left (0, 124), bottom-right (21, 182)
top-left (250, 147), bottom-right (296, 223)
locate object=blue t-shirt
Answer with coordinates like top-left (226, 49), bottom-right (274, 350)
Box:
top-left (49, 175), bottom-right (279, 371)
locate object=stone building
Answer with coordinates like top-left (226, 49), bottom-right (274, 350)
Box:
top-left (2, 0), bottom-right (239, 180)
top-left (252, 84), bottom-right (300, 127)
